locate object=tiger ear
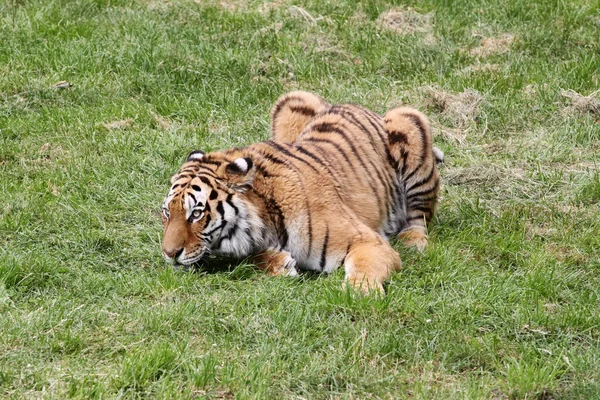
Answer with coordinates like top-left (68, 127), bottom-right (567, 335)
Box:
top-left (224, 157), bottom-right (254, 192)
top-left (186, 150), bottom-right (205, 162)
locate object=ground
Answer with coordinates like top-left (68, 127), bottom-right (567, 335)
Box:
top-left (1, 0), bottom-right (599, 398)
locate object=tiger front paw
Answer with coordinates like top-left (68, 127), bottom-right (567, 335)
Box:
top-left (253, 250), bottom-right (299, 277)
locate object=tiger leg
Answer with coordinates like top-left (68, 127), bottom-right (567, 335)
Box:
top-left (253, 249), bottom-right (299, 277)
top-left (343, 234), bottom-right (402, 295)
top-left (384, 107), bottom-right (440, 251)
top-left (271, 91), bottom-right (330, 144)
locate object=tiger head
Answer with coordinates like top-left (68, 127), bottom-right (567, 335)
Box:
top-left (161, 150), bottom-right (260, 266)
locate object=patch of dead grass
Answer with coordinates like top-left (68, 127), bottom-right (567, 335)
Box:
top-left (431, 123), bottom-right (467, 145)
top-left (36, 142), bottom-right (66, 163)
top-left (445, 165), bottom-right (526, 187)
top-left (560, 89), bottom-right (600, 118)
top-left (152, 113), bottom-right (173, 130)
top-left (48, 182), bottom-right (60, 197)
top-left (287, 5), bottom-right (325, 25)
top-left (469, 34), bottom-right (515, 57)
top-left (426, 87), bottom-right (484, 128)
top-left (102, 119), bottom-right (134, 130)
top-left (377, 8), bottom-right (436, 44)
top-left (459, 63), bottom-right (500, 75)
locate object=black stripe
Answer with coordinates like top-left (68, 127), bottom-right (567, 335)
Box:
top-left (272, 95), bottom-right (305, 122)
top-left (252, 190), bottom-right (289, 249)
top-left (199, 159), bottom-right (223, 167)
top-left (318, 111), bottom-right (390, 178)
top-left (310, 122), bottom-right (388, 213)
top-left (199, 176), bottom-right (212, 186)
top-left (264, 140), bottom-right (320, 174)
top-left (410, 205), bottom-right (433, 214)
top-left (303, 142), bottom-right (352, 183)
top-left (305, 138), bottom-right (354, 168)
top-left (289, 105), bottom-right (317, 116)
top-left (295, 145), bottom-right (349, 191)
top-left (357, 107), bottom-right (399, 169)
top-left (337, 109), bottom-right (395, 202)
top-left (388, 130), bottom-right (409, 144)
top-left (216, 201), bottom-right (225, 218)
top-left (345, 105), bottom-right (388, 144)
top-left (255, 143), bottom-right (312, 255)
top-left (226, 194), bottom-right (239, 215)
top-left (358, 106), bottom-right (389, 142)
top-left (319, 227), bottom-right (329, 271)
top-left (296, 145), bottom-right (326, 167)
top-left (344, 242), bottom-right (352, 260)
top-left (188, 192), bottom-right (197, 203)
top-left (406, 166), bottom-right (435, 193)
top-left (402, 112), bottom-right (427, 138)
top-left (407, 178), bottom-right (439, 198)
top-left (203, 221), bottom-right (226, 237)
top-left (402, 115), bottom-right (430, 181)
top-left (210, 190), bottom-right (218, 200)
top-left (175, 173), bottom-right (193, 180)
top-left (197, 165), bottom-right (219, 176)
top-left (255, 148), bottom-right (289, 167)
top-left (216, 223), bottom-right (239, 249)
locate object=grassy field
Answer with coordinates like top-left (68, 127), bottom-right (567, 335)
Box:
top-left (1, 0), bottom-right (599, 398)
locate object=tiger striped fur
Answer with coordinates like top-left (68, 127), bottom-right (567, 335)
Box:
top-left (271, 91), bottom-right (442, 250)
top-left (161, 91), bottom-right (441, 293)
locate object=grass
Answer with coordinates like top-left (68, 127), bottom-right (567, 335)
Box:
top-left (1, 0), bottom-right (599, 398)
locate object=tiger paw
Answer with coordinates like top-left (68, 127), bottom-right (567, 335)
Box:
top-left (254, 250), bottom-right (299, 277)
top-left (398, 229), bottom-right (429, 251)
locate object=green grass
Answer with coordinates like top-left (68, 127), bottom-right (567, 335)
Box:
top-left (1, 0), bottom-right (599, 398)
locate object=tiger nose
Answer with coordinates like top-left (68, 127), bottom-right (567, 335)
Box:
top-left (163, 247), bottom-right (184, 260)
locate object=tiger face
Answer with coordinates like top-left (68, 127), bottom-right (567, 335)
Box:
top-left (161, 150), bottom-right (261, 266)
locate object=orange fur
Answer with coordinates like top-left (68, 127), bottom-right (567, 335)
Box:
top-left (161, 92), bottom-right (441, 294)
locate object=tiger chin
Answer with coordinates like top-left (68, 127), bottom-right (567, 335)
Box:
top-left (161, 91), bottom-right (442, 294)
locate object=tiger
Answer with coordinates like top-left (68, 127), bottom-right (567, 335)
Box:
top-left (161, 91), bottom-right (442, 293)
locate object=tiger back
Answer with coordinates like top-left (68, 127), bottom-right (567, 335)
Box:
top-left (270, 91), bottom-right (442, 250)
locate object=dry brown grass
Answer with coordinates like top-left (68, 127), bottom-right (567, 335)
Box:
top-left (444, 165), bottom-right (526, 187)
top-left (426, 87), bottom-right (484, 128)
top-left (469, 34), bottom-right (515, 57)
top-left (459, 63), bottom-right (500, 75)
top-left (152, 113), bottom-right (174, 130)
top-left (377, 7), bottom-right (436, 44)
top-left (102, 119), bottom-right (134, 130)
top-left (560, 89), bottom-right (600, 118)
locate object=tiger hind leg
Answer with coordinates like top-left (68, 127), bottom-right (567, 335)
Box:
top-left (271, 91), bottom-right (330, 144)
top-left (384, 107), bottom-right (440, 251)
top-left (343, 234), bottom-right (402, 294)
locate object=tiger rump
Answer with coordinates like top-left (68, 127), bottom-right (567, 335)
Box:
top-left (161, 91), bottom-right (441, 293)
top-left (270, 91), bottom-right (330, 145)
